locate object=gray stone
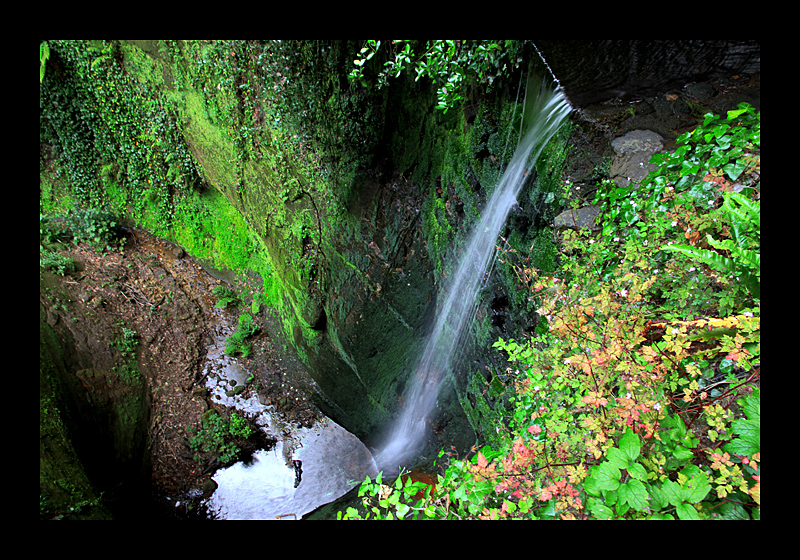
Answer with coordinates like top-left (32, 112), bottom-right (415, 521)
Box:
top-left (609, 130), bottom-right (665, 189)
top-left (554, 205), bottom-right (602, 231)
top-left (611, 129), bottom-right (664, 156)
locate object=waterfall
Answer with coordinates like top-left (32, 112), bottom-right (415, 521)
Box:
top-left (375, 72), bottom-right (572, 471)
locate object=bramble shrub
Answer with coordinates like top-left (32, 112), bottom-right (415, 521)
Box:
top-left (591, 102), bottom-right (760, 317)
top-left (341, 104), bottom-right (760, 520)
top-left (349, 40), bottom-right (523, 113)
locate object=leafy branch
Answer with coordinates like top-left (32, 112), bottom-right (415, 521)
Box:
top-left (341, 103), bottom-right (761, 520)
top-left (349, 40), bottom-right (522, 113)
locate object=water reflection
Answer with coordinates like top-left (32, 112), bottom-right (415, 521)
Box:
top-left (204, 418), bottom-right (378, 519)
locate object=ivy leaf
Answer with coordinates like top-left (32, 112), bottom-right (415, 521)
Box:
top-left (727, 107), bottom-right (750, 120)
top-left (395, 502), bottom-right (410, 519)
top-left (723, 160), bottom-right (746, 181)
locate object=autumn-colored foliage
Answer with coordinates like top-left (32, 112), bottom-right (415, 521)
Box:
top-left (340, 103), bottom-right (760, 521)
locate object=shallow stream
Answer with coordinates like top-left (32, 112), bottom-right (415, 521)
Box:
top-left (134, 229), bottom-right (379, 518)
top-left (198, 332), bottom-right (378, 519)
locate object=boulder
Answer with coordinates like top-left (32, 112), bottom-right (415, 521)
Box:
top-left (609, 129), bottom-right (664, 189)
top-left (554, 205), bottom-right (602, 231)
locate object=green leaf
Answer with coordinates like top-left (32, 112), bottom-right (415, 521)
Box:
top-left (619, 479), bottom-right (649, 512)
top-left (727, 107), bottom-right (749, 120)
top-left (675, 502), bottom-right (701, 520)
top-left (732, 418), bottom-right (760, 440)
top-left (588, 498), bottom-right (613, 520)
top-left (723, 160), bottom-right (746, 181)
top-left (582, 473), bottom-right (601, 497)
top-left (648, 483), bottom-right (669, 511)
top-left (663, 243), bottom-right (735, 275)
top-left (738, 389), bottom-right (761, 422)
top-left (714, 501), bottom-right (751, 520)
top-left (591, 462), bottom-right (621, 492)
top-left (703, 113), bottom-right (719, 126)
top-left (619, 427), bottom-right (642, 462)
top-left (395, 502), bottom-right (410, 519)
top-left (660, 480), bottom-right (683, 507)
top-left (649, 512), bottom-right (675, 520)
top-left (724, 423), bottom-right (760, 456)
top-left (627, 462), bottom-right (648, 481)
top-left (538, 498), bottom-right (558, 518)
top-left (681, 471), bottom-right (711, 503)
top-left (680, 160), bottom-right (700, 176)
top-left (606, 447), bottom-right (629, 470)
top-left (672, 445), bottom-right (695, 463)
top-left (518, 497), bottom-right (532, 514)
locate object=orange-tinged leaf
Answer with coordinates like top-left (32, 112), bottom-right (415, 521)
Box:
top-left (749, 475), bottom-right (760, 505)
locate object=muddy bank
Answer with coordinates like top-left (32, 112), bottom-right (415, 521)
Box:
top-left (39, 227), bottom-right (321, 518)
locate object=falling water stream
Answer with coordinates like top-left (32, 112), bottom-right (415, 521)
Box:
top-left (197, 70), bottom-right (570, 519)
top-left (375, 72), bottom-right (572, 472)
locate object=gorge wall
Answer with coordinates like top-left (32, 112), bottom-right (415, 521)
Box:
top-left (40, 40), bottom-right (760, 511)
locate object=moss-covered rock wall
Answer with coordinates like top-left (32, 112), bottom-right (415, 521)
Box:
top-left (39, 40), bottom-right (571, 455)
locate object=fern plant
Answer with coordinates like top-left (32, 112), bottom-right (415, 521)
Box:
top-left (664, 191), bottom-right (760, 298)
top-left (211, 285), bottom-right (239, 309)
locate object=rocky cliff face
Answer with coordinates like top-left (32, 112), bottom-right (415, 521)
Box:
top-left (40, 272), bottom-right (151, 519)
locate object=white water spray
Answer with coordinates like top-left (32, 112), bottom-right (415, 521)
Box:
top-left (375, 72), bottom-right (571, 471)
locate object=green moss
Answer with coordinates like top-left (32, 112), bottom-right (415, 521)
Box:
top-left (120, 41), bottom-right (166, 90)
top-left (181, 90), bottom-right (240, 193)
top-left (529, 227), bottom-right (557, 273)
top-left (460, 366), bottom-right (511, 452)
top-left (39, 169), bottom-right (75, 216)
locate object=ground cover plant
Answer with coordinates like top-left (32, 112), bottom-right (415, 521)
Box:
top-left (188, 410), bottom-right (254, 465)
top-left (224, 312), bottom-right (259, 358)
top-left (340, 103), bottom-right (760, 520)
